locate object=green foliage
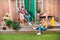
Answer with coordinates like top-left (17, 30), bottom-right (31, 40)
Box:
top-left (5, 20), bottom-right (12, 25)
top-left (36, 9), bottom-right (41, 13)
top-left (10, 21), bottom-right (20, 29)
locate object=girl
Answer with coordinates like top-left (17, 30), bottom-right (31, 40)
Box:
top-left (33, 19), bottom-right (47, 35)
top-left (18, 6), bottom-right (32, 25)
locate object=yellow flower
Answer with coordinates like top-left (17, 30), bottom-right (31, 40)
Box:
top-left (5, 13), bottom-right (10, 17)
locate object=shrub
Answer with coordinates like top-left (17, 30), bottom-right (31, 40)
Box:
top-left (5, 20), bottom-right (12, 25)
top-left (10, 21), bottom-right (20, 30)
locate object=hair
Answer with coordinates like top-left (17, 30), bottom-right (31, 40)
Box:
top-left (21, 6), bottom-right (24, 8)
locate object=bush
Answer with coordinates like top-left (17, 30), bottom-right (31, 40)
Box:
top-left (10, 21), bottom-right (20, 30)
top-left (5, 20), bottom-right (12, 25)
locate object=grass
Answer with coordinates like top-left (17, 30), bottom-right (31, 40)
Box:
top-left (0, 33), bottom-right (60, 40)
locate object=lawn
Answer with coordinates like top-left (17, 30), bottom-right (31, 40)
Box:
top-left (0, 33), bottom-right (60, 40)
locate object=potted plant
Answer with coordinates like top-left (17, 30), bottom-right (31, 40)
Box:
top-left (10, 21), bottom-right (20, 30)
top-left (5, 19), bottom-right (12, 27)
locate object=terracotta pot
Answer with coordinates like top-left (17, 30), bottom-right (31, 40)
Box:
top-left (13, 28), bottom-right (17, 30)
top-left (6, 25), bottom-right (10, 28)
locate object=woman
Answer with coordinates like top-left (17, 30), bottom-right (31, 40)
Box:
top-left (18, 6), bottom-right (32, 25)
top-left (33, 19), bottom-right (47, 35)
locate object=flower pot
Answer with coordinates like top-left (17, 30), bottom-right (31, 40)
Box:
top-left (13, 28), bottom-right (17, 30)
top-left (6, 24), bottom-right (10, 28)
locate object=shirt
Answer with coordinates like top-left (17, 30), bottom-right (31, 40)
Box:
top-left (19, 9), bottom-right (26, 16)
top-left (19, 13), bottom-right (24, 21)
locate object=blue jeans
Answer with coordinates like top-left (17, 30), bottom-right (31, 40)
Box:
top-left (37, 25), bottom-right (47, 33)
top-left (24, 15), bottom-right (30, 23)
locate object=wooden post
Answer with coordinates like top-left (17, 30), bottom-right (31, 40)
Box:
top-left (42, 0), bottom-right (44, 12)
top-left (8, 0), bottom-right (12, 20)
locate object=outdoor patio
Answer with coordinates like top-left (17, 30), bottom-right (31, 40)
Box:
top-left (0, 21), bottom-right (60, 34)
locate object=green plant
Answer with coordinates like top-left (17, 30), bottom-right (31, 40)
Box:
top-left (5, 20), bottom-right (12, 25)
top-left (36, 9), bottom-right (41, 13)
top-left (10, 21), bottom-right (20, 30)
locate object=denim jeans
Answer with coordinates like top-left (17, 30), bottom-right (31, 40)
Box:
top-left (37, 25), bottom-right (47, 33)
top-left (24, 15), bottom-right (30, 23)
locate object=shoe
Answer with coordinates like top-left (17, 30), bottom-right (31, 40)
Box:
top-left (33, 27), bottom-right (36, 30)
top-left (28, 23), bottom-right (32, 25)
top-left (37, 32), bottom-right (41, 35)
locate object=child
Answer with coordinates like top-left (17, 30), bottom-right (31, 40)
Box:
top-left (41, 19), bottom-right (48, 28)
top-left (18, 6), bottom-right (32, 25)
top-left (33, 19), bottom-right (47, 35)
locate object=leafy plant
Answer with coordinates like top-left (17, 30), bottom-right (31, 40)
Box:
top-left (36, 9), bottom-right (41, 13)
top-left (5, 20), bottom-right (12, 25)
top-left (10, 21), bottom-right (20, 30)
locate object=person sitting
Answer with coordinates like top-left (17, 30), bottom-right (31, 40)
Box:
top-left (41, 19), bottom-right (48, 28)
top-left (33, 19), bottom-right (47, 35)
top-left (18, 6), bottom-right (32, 25)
